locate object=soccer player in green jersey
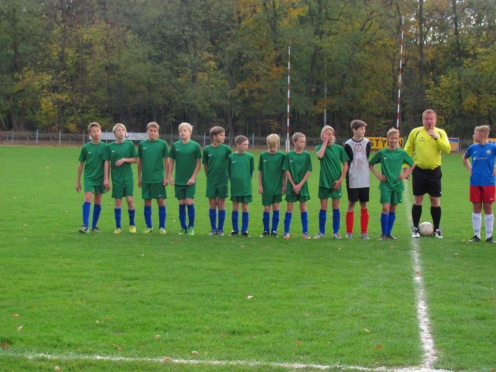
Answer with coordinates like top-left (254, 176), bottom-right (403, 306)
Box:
top-left (282, 132), bottom-right (313, 239)
top-left (76, 122), bottom-right (107, 233)
top-left (315, 126), bottom-right (349, 239)
top-left (228, 135), bottom-right (254, 237)
top-left (203, 126), bottom-right (232, 236)
top-left (258, 134), bottom-right (286, 237)
top-left (138, 122), bottom-right (170, 234)
top-left (104, 123), bottom-right (138, 234)
top-left (369, 128), bottom-right (416, 241)
top-left (169, 122), bottom-right (202, 235)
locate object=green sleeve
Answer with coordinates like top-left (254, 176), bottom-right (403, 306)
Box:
top-left (162, 141), bottom-right (169, 158)
top-left (369, 151), bottom-right (380, 166)
top-left (306, 153), bottom-right (313, 172)
top-left (78, 146), bottom-right (87, 162)
top-left (169, 143), bottom-right (176, 159)
top-left (202, 147), bottom-right (209, 165)
top-left (195, 143), bottom-right (202, 159)
top-left (340, 147), bottom-right (350, 163)
top-left (403, 151), bottom-right (414, 167)
top-left (137, 142), bottom-right (143, 159)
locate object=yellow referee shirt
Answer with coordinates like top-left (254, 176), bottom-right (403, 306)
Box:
top-left (404, 127), bottom-right (451, 170)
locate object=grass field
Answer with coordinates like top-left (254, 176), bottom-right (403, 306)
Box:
top-left (0, 145), bottom-right (495, 371)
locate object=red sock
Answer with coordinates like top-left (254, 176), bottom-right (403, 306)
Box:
top-left (346, 211), bottom-right (354, 234)
top-left (361, 208), bottom-right (369, 234)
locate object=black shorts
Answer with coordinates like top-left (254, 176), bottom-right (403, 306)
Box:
top-left (412, 166), bottom-right (442, 197)
top-left (347, 187), bottom-right (369, 203)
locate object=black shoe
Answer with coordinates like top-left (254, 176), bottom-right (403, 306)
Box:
top-left (433, 229), bottom-right (443, 239)
top-left (241, 232), bottom-right (250, 238)
top-left (217, 230), bottom-right (224, 236)
top-left (271, 231), bottom-right (279, 238)
top-left (379, 234), bottom-right (387, 241)
top-left (91, 227), bottom-right (102, 233)
top-left (386, 233), bottom-right (397, 240)
top-left (486, 236), bottom-right (496, 243)
top-left (469, 235), bottom-right (480, 242)
top-left (229, 231), bottom-right (239, 237)
top-left (260, 231), bottom-right (269, 237)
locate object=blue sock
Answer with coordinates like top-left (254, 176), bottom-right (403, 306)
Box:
top-left (319, 209), bottom-right (327, 234)
top-left (144, 205), bottom-right (152, 228)
top-left (284, 212), bottom-right (292, 234)
top-left (242, 211), bottom-right (249, 233)
top-left (209, 209), bottom-right (217, 230)
top-left (92, 204), bottom-right (102, 229)
top-left (218, 209), bottom-right (226, 232)
top-left (381, 213), bottom-right (389, 235)
top-left (159, 205), bottom-right (166, 229)
top-left (179, 204), bottom-right (187, 229)
top-left (301, 211), bottom-right (309, 234)
top-left (114, 208), bottom-right (122, 229)
top-left (332, 208), bottom-right (340, 234)
top-left (387, 212), bottom-right (396, 234)
top-left (187, 204), bottom-right (195, 227)
top-left (232, 210), bottom-right (239, 232)
top-left (272, 210), bottom-right (280, 233)
top-left (128, 209), bottom-right (135, 226)
top-left (82, 202), bottom-right (91, 227)
top-left (263, 211), bottom-right (270, 232)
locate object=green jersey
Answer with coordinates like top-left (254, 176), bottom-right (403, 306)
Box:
top-left (104, 141), bottom-right (137, 184)
top-left (282, 151), bottom-right (312, 197)
top-left (138, 139), bottom-right (169, 184)
top-left (78, 142), bottom-right (107, 185)
top-left (369, 148), bottom-right (414, 192)
top-left (170, 140), bottom-right (202, 185)
top-left (228, 152), bottom-right (254, 197)
top-left (316, 144), bottom-right (349, 188)
top-left (202, 143), bottom-right (232, 187)
top-left (258, 151), bottom-right (285, 196)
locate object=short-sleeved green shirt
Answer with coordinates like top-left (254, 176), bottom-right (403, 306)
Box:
top-left (138, 139), bottom-right (169, 184)
top-left (170, 140), bottom-right (202, 185)
top-left (315, 144), bottom-right (349, 188)
top-left (282, 151), bottom-right (312, 198)
top-left (369, 148), bottom-right (414, 192)
top-left (104, 141), bottom-right (137, 184)
top-left (228, 152), bottom-right (254, 197)
top-left (79, 142), bottom-right (107, 186)
top-left (258, 151), bottom-right (286, 196)
top-left (202, 143), bottom-right (232, 187)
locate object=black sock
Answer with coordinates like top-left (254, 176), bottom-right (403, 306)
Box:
top-left (412, 204), bottom-right (422, 228)
top-left (431, 206), bottom-right (441, 230)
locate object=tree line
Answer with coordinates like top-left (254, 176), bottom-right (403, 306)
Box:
top-left (1, 0), bottom-right (495, 138)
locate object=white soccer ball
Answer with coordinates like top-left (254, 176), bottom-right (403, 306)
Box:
top-left (419, 222), bottom-right (434, 236)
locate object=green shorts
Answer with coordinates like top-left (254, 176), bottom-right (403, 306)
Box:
top-left (112, 181), bottom-right (134, 199)
top-left (175, 184), bottom-right (196, 200)
top-left (262, 194), bottom-right (282, 206)
top-left (84, 182), bottom-right (105, 194)
top-left (318, 186), bottom-right (341, 200)
top-left (285, 193), bottom-right (310, 203)
top-left (142, 183), bottom-right (167, 200)
top-left (380, 187), bottom-right (403, 204)
top-left (231, 195), bottom-right (253, 204)
top-left (206, 184), bottom-right (229, 199)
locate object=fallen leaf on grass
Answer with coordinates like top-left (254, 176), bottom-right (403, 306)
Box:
top-left (155, 334), bottom-right (160, 338)
top-left (374, 345), bottom-right (383, 349)
top-left (296, 341), bottom-right (301, 344)
top-left (164, 357), bottom-right (172, 361)
top-left (111, 344), bottom-right (122, 351)
top-left (221, 334), bottom-right (226, 337)
top-left (247, 295), bottom-right (254, 299)
top-left (12, 314), bottom-right (20, 318)
top-left (362, 328), bottom-right (370, 332)
top-left (191, 351), bottom-right (198, 355)
top-left (17, 325), bottom-right (23, 331)
top-left (54, 367), bottom-right (60, 371)
top-left (490, 298), bottom-right (494, 302)
top-left (2, 343), bottom-right (10, 349)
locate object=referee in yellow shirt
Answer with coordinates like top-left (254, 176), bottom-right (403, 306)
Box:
top-left (404, 109), bottom-right (451, 238)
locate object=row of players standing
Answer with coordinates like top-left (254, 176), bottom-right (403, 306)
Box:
top-left (77, 110), bottom-right (460, 240)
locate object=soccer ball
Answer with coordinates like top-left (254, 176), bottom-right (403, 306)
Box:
top-left (419, 222), bottom-right (434, 236)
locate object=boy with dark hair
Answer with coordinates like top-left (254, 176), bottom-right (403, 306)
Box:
top-left (76, 122), bottom-right (107, 233)
top-left (344, 120), bottom-right (371, 239)
top-left (203, 126), bottom-right (232, 236)
top-left (228, 135), bottom-right (254, 237)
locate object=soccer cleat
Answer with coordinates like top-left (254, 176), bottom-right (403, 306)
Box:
top-left (345, 233), bottom-right (353, 239)
top-left (271, 231), bottom-right (279, 238)
top-left (217, 230), bottom-right (224, 236)
top-left (313, 232), bottom-right (326, 239)
top-left (91, 227), bottom-right (102, 233)
top-left (486, 236), bottom-right (496, 243)
top-left (187, 226), bottom-right (195, 236)
top-left (229, 230), bottom-right (239, 237)
top-left (79, 226), bottom-right (90, 234)
top-left (379, 234), bottom-right (388, 241)
top-left (209, 230), bottom-right (217, 236)
top-left (241, 232), bottom-right (250, 237)
top-left (114, 228), bottom-right (122, 234)
top-left (129, 225), bottom-right (136, 234)
top-left (433, 229), bottom-right (443, 239)
top-left (143, 228), bottom-right (153, 234)
top-left (332, 233), bottom-right (342, 239)
top-left (159, 228), bottom-right (166, 235)
top-left (178, 228), bottom-right (187, 235)
top-left (469, 235), bottom-right (480, 242)
top-left (260, 231), bottom-right (270, 238)
top-left (386, 233), bottom-right (397, 240)
top-left (361, 233), bottom-right (370, 240)
top-left (283, 232), bottom-right (290, 239)
top-left (302, 232), bottom-right (311, 239)
top-left (411, 226), bottom-right (420, 238)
